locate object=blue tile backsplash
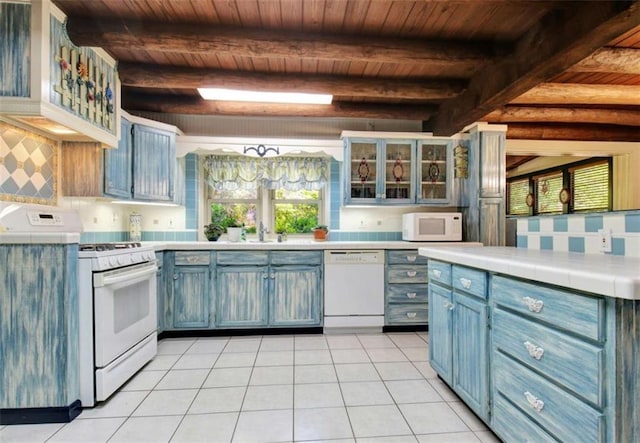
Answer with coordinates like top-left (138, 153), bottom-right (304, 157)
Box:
top-left (515, 211), bottom-right (640, 257)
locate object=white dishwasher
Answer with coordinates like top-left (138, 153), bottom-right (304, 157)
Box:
top-left (324, 250), bottom-right (385, 331)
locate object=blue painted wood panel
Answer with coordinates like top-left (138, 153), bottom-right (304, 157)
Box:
top-left (387, 250), bottom-right (428, 265)
top-left (493, 351), bottom-right (603, 442)
top-left (172, 266), bottom-right (210, 328)
top-left (428, 283), bottom-right (453, 383)
top-left (492, 393), bottom-right (557, 443)
top-left (453, 291), bottom-right (489, 420)
top-left (216, 267), bottom-right (268, 327)
top-left (0, 244), bottom-right (79, 408)
top-left (493, 307), bottom-right (604, 406)
top-left (270, 266), bottom-right (321, 326)
top-left (104, 117), bottom-right (132, 198)
top-left (492, 274), bottom-right (604, 341)
top-left (0, 2), bottom-right (30, 97)
top-left (132, 124), bottom-right (175, 201)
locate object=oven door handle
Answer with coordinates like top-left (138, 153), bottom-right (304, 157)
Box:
top-left (94, 264), bottom-right (158, 289)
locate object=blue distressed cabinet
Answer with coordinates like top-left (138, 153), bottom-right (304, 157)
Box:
top-left (156, 251), bottom-right (164, 333)
top-left (132, 124), bottom-right (175, 201)
top-left (344, 138), bottom-right (416, 205)
top-left (0, 244), bottom-right (80, 424)
top-left (62, 115), bottom-right (178, 203)
top-left (216, 251), bottom-right (270, 327)
top-left (269, 251), bottom-right (322, 326)
top-left (385, 250), bottom-right (429, 325)
top-left (416, 139), bottom-right (453, 204)
top-left (491, 275), bottom-right (607, 442)
top-left (104, 117), bottom-right (133, 198)
top-left (427, 259), bottom-right (490, 421)
top-left (216, 250), bottom-right (322, 328)
top-left (167, 251), bottom-right (213, 329)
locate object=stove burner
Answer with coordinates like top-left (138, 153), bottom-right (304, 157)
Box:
top-left (79, 242), bottom-right (142, 251)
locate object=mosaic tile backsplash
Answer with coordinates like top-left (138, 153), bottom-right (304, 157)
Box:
top-left (0, 123), bottom-right (57, 204)
top-left (516, 211), bottom-right (640, 257)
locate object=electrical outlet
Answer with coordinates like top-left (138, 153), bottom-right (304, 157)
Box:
top-left (598, 228), bottom-right (612, 253)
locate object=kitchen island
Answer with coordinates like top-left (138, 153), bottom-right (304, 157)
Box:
top-left (418, 246), bottom-right (640, 442)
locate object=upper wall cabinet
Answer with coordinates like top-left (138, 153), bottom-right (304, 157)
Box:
top-left (343, 133), bottom-right (453, 206)
top-left (63, 114), bottom-right (179, 203)
top-left (0, 0), bottom-right (119, 146)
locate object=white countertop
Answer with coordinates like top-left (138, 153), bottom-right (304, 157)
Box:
top-left (418, 246), bottom-right (640, 300)
top-left (148, 240), bottom-right (482, 251)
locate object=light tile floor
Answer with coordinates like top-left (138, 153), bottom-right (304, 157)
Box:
top-left (0, 332), bottom-right (502, 443)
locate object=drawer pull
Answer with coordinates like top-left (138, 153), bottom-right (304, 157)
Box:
top-left (187, 256), bottom-right (197, 263)
top-left (407, 271), bottom-right (417, 277)
top-left (432, 269), bottom-right (442, 278)
top-left (459, 277), bottom-right (472, 289)
top-left (406, 255), bottom-right (417, 262)
top-left (524, 391), bottom-right (545, 413)
top-left (406, 312), bottom-right (417, 318)
top-left (524, 341), bottom-right (545, 360)
top-left (523, 296), bottom-right (544, 313)
top-left (443, 301), bottom-right (455, 310)
top-left (406, 292), bottom-right (417, 299)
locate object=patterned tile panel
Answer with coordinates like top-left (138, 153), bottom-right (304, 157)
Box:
top-left (513, 210), bottom-right (640, 257)
top-left (0, 123), bottom-right (57, 204)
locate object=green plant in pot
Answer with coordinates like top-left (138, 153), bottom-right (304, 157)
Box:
top-left (204, 203), bottom-right (240, 241)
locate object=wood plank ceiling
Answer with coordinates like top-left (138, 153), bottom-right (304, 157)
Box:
top-left (53, 0), bottom-right (640, 141)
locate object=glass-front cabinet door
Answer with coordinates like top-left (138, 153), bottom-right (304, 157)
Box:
top-left (417, 140), bottom-right (452, 204)
top-left (382, 140), bottom-right (415, 204)
top-left (345, 139), bottom-right (379, 203)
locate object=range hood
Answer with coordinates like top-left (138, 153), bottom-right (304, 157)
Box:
top-left (0, 0), bottom-right (120, 147)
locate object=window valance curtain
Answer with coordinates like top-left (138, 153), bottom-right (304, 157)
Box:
top-left (203, 155), bottom-right (329, 191)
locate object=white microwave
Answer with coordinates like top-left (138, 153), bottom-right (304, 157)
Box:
top-left (402, 212), bottom-right (462, 241)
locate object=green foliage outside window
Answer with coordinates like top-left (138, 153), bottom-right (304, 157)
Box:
top-left (274, 189), bottom-right (320, 234)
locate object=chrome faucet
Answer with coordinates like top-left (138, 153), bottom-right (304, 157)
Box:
top-left (258, 221), bottom-right (269, 242)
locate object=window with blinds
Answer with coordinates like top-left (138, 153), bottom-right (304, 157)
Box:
top-left (508, 179), bottom-right (530, 215)
top-left (571, 161), bottom-right (610, 212)
top-left (535, 172), bottom-right (563, 214)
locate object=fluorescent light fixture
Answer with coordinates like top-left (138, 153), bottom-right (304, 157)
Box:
top-left (111, 200), bottom-right (179, 207)
top-left (198, 88), bottom-right (332, 105)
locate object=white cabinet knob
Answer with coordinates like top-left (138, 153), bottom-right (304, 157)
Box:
top-left (407, 271), bottom-right (417, 277)
top-left (432, 269), bottom-right (442, 278)
top-left (524, 341), bottom-right (545, 360)
top-left (406, 292), bottom-right (417, 299)
top-left (459, 277), bottom-right (472, 289)
top-left (406, 255), bottom-right (417, 262)
top-left (523, 296), bottom-right (544, 313)
top-left (524, 391), bottom-right (545, 412)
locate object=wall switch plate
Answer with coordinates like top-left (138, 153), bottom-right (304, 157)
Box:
top-left (598, 228), bottom-right (612, 253)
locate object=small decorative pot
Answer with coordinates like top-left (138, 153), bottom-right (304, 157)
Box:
top-left (312, 228), bottom-right (329, 241)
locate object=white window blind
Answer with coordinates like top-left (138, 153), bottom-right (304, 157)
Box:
top-left (536, 173), bottom-right (563, 214)
top-left (571, 161), bottom-right (610, 212)
top-left (508, 179), bottom-right (530, 215)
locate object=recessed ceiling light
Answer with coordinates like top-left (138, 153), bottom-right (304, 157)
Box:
top-left (197, 88), bottom-right (332, 105)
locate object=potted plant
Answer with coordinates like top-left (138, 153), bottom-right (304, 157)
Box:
top-left (312, 225), bottom-right (329, 241)
top-left (204, 203), bottom-right (241, 241)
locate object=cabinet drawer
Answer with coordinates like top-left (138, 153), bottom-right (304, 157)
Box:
top-left (493, 393), bottom-right (558, 443)
top-left (387, 284), bottom-right (429, 303)
top-left (387, 250), bottom-right (428, 265)
top-left (271, 250), bottom-right (322, 265)
top-left (427, 260), bottom-right (451, 286)
top-left (492, 275), bottom-right (604, 341)
top-left (387, 266), bottom-right (429, 284)
top-left (217, 251), bottom-right (269, 265)
top-left (493, 308), bottom-right (604, 406)
top-left (493, 352), bottom-right (604, 443)
top-left (386, 304), bottom-right (428, 324)
top-left (174, 251), bottom-right (211, 266)
top-left (452, 265), bottom-right (486, 299)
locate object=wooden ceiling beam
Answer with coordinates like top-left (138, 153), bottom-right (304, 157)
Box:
top-left (65, 17), bottom-right (500, 67)
top-left (569, 47), bottom-right (640, 74)
top-left (506, 123), bottom-right (640, 142)
top-left (427, 1), bottom-right (640, 136)
top-left (484, 106), bottom-right (640, 126)
top-left (121, 92), bottom-right (438, 120)
top-left (512, 83), bottom-right (640, 105)
top-left (117, 62), bottom-right (466, 100)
